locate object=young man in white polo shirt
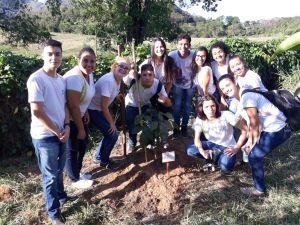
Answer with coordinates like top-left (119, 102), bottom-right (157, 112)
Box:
top-left (27, 39), bottom-right (70, 225)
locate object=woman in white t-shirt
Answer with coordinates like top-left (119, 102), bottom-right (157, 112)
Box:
top-left (210, 41), bottom-right (230, 82)
top-left (64, 47), bottom-right (96, 189)
top-left (140, 37), bottom-right (173, 94)
top-left (88, 57), bottom-right (131, 170)
top-left (228, 54), bottom-right (268, 92)
top-left (192, 46), bottom-right (219, 100)
top-left (219, 76), bottom-right (292, 195)
top-left (186, 95), bottom-right (247, 172)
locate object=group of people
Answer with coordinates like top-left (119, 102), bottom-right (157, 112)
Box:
top-left (27, 33), bottom-right (294, 224)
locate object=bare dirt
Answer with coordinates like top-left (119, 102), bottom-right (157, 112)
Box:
top-left (75, 134), bottom-right (244, 223)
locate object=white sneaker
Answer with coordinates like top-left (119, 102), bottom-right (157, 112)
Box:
top-left (126, 144), bottom-right (135, 154)
top-left (80, 173), bottom-right (92, 180)
top-left (71, 179), bottom-right (93, 189)
top-left (51, 218), bottom-right (64, 225)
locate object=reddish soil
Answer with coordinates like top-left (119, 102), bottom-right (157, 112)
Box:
top-left (77, 134), bottom-right (241, 222)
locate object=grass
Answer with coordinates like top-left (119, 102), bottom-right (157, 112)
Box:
top-left (0, 32), bottom-right (97, 57)
top-left (0, 33), bottom-right (275, 58)
top-left (0, 132), bottom-right (299, 225)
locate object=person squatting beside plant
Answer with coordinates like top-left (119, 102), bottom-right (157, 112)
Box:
top-left (219, 75), bottom-right (292, 195)
top-left (88, 57), bottom-right (131, 170)
top-left (63, 47), bottom-right (96, 189)
top-left (27, 39), bottom-right (70, 225)
top-left (185, 95), bottom-right (248, 173)
top-left (124, 64), bottom-right (172, 153)
top-left (168, 33), bottom-right (195, 137)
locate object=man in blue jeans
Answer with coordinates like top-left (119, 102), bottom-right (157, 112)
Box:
top-left (27, 39), bottom-right (70, 225)
top-left (169, 33), bottom-right (195, 137)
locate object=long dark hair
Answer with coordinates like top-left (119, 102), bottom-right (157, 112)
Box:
top-left (191, 46), bottom-right (210, 81)
top-left (196, 94), bottom-right (221, 120)
top-left (150, 37), bottom-right (172, 85)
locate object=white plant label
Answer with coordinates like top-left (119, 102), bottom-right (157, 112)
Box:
top-left (162, 151), bottom-right (175, 163)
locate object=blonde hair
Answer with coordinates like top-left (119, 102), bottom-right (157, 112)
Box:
top-left (111, 56), bottom-right (131, 71)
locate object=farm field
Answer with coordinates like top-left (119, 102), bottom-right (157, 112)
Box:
top-left (0, 32), bottom-right (275, 57)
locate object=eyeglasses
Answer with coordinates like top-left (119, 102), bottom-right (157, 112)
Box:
top-left (117, 63), bottom-right (130, 71)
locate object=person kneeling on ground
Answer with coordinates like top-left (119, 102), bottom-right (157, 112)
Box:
top-left (124, 64), bottom-right (172, 153)
top-left (186, 95), bottom-right (248, 173)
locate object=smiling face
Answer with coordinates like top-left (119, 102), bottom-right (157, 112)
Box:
top-left (153, 40), bottom-right (165, 58)
top-left (141, 69), bottom-right (154, 88)
top-left (114, 60), bottom-right (130, 78)
top-left (195, 50), bottom-right (207, 67)
top-left (78, 51), bottom-right (96, 76)
top-left (211, 47), bottom-right (225, 65)
top-left (42, 45), bottom-right (62, 71)
top-left (229, 57), bottom-right (246, 77)
top-left (218, 77), bottom-right (238, 98)
top-left (202, 100), bottom-right (217, 120)
top-left (177, 38), bottom-right (190, 57)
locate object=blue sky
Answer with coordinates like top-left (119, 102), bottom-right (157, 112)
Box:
top-left (186, 0), bottom-right (300, 22)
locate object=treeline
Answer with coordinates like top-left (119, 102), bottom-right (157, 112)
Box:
top-left (36, 4), bottom-right (300, 38)
top-left (178, 16), bottom-right (300, 38)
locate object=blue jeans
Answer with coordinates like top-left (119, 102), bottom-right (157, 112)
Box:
top-left (125, 105), bottom-right (149, 147)
top-left (32, 136), bottom-right (67, 219)
top-left (248, 125), bottom-right (291, 192)
top-left (65, 120), bottom-right (88, 182)
top-left (186, 141), bottom-right (236, 172)
top-left (172, 85), bottom-right (195, 127)
top-left (89, 109), bottom-right (119, 164)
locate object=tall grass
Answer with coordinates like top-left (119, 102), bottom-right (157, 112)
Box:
top-left (278, 67), bottom-right (300, 91)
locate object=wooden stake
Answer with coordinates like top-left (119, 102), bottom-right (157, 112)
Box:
top-left (166, 162), bottom-right (170, 176)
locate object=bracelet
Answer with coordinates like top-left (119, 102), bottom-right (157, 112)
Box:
top-left (64, 123), bottom-right (70, 128)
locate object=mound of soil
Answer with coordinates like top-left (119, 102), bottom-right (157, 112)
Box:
top-left (77, 134), bottom-right (240, 222)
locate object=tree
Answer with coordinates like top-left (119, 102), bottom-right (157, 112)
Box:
top-left (0, 1), bottom-right (50, 46)
top-left (71, 0), bottom-right (221, 47)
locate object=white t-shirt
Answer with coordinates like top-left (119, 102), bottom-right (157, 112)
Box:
top-left (124, 76), bottom-right (168, 107)
top-left (236, 70), bottom-right (268, 92)
top-left (168, 50), bottom-right (194, 89)
top-left (193, 66), bottom-right (216, 95)
top-left (193, 111), bottom-right (239, 147)
top-left (241, 92), bottom-right (286, 132)
top-left (89, 72), bottom-right (120, 111)
top-left (27, 69), bottom-right (66, 139)
top-left (140, 58), bottom-right (165, 82)
top-left (210, 57), bottom-right (229, 81)
top-left (63, 66), bottom-right (95, 117)
top-left (228, 97), bottom-right (250, 124)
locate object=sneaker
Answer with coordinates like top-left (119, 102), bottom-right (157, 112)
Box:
top-left (100, 161), bottom-right (119, 171)
top-left (240, 187), bottom-right (265, 196)
top-left (181, 125), bottom-right (188, 137)
top-left (59, 195), bottom-right (78, 206)
top-left (93, 158), bottom-right (101, 164)
top-left (51, 218), bottom-right (64, 225)
top-left (71, 179), bottom-right (93, 189)
top-left (80, 173), bottom-right (92, 180)
top-left (173, 128), bottom-right (180, 138)
top-left (126, 144), bottom-right (135, 154)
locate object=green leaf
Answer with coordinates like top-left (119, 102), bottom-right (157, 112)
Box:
top-left (148, 121), bottom-right (158, 132)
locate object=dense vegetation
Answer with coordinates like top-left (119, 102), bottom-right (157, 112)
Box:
top-left (1, 37), bottom-right (300, 158)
